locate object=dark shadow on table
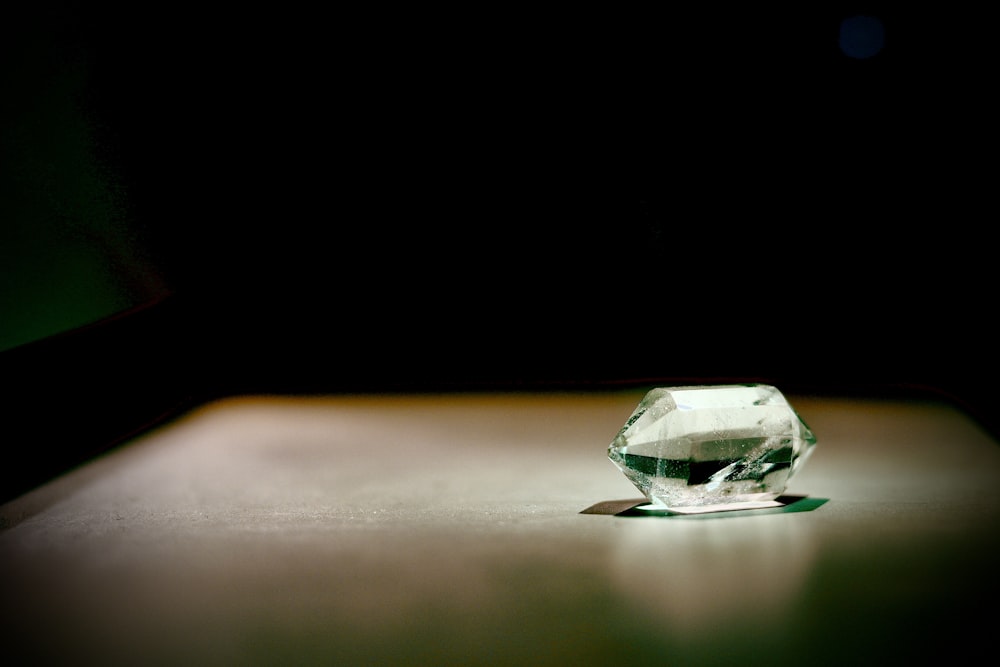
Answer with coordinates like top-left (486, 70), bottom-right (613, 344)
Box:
top-left (580, 495), bottom-right (829, 518)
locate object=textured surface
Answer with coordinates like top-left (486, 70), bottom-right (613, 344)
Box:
top-left (2, 391), bottom-right (999, 665)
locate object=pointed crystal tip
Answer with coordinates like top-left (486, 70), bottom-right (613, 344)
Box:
top-left (608, 384), bottom-right (817, 512)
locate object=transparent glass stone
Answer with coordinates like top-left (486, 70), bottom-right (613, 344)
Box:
top-left (608, 384), bottom-right (817, 512)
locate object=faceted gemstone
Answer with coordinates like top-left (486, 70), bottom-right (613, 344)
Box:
top-left (608, 384), bottom-right (817, 512)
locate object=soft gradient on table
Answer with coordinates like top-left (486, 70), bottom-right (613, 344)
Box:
top-left (2, 391), bottom-right (998, 665)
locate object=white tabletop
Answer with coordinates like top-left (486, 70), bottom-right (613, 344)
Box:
top-left (2, 390), bottom-right (998, 665)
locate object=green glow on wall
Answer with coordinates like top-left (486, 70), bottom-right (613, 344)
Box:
top-left (1, 8), bottom-right (168, 351)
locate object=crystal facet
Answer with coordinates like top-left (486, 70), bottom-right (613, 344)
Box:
top-left (608, 384), bottom-right (817, 512)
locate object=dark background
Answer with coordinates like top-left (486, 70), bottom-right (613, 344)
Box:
top-left (2, 4), bottom-right (995, 500)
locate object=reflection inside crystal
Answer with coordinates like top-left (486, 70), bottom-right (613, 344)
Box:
top-left (608, 385), bottom-right (817, 512)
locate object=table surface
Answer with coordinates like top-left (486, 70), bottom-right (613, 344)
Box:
top-left (3, 390), bottom-right (999, 666)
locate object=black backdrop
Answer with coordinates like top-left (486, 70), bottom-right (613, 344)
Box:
top-left (3, 4), bottom-right (996, 501)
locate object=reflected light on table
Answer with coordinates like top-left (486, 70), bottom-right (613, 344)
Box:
top-left (610, 512), bottom-right (820, 638)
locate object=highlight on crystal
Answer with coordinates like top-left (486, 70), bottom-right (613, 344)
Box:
top-left (608, 384), bottom-right (817, 512)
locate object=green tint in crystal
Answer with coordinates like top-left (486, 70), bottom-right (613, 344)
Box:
top-left (608, 385), bottom-right (817, 511)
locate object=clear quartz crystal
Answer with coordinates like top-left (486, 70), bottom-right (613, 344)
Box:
top-left (608, 384), bottom-right (817, 512)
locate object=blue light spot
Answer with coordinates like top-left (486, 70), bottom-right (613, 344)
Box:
top-left (839, 15), bottom-right (885, 59)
